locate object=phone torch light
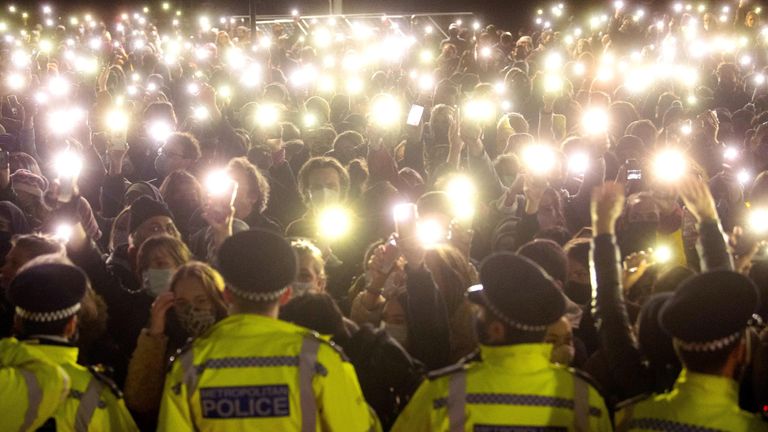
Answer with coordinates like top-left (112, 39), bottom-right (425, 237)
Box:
top-left (54, 151), bottom-right (83, 179)
top-left (205, 170), bottom-right (236, 197)
top-left (480, 46), bottom-right (492, 58)
top-left (465, 99), bottom-right (496, 123)
top-left (393, 203), bottom-right (417, 224)
top-left (346, 77), bottom-right (364, 95)
top-left (317, 206), bottom-right (352, 240)
top-left (149, 121), bottom-right (173, 142)
top-left (106, 110), bottom-right (129, 132)
top-left (193, 106), bottom-right (209, 121)
top-left (419, 50), bottom-right (433, 63)
top-left (218, 85), bottom-right (232, 99)
top-left (255, 104), bottom-right (280, 128)
top-left (522, 145), bottom-right (556, 176)
top-left (750, 208), bottom-right (768, 234)
top-left (303, 113), bottom-right (318, 128)
top-left (652, 149), bottom-right (687, 182)
top-left (6, 73), bottom-right (24, 90)
top-left (582, 107), bottom-right (609, 136)
top-left (371, 94), bottom-right (402, 128)
top-left (724, 146), bottom-right (739, 161)
top-left (54, 223), bottom-right (73, 244)
top-left (543, 74), bottom-right (563, 93)
top-left (568, 152), bottom-right (590, 175)
top-left (756, 74), bottom-right (766, 86)
top-left (680, 122), bottom-right (693, 135)
top-left (417, 219), bottom-right (446, 249)
top-left (418, 74), bottom-right (435, 92)
top-left (738, 169), bottom-right (751, 185)
top-left (653, 245), bottom-right (672, 264)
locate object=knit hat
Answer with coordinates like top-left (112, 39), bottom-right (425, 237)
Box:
top-left (11, 169), bottom-right (48, 197)
top-left (660, 271), bottom-right (759, 352)
top-left (7, 263), bottom-right (87, 323)
top-left (469, 252), bottom-right (566, 332)
top-left (129, 196), bottom-right (174, 234)
top-left (217, 229), bottom-right (297, 302)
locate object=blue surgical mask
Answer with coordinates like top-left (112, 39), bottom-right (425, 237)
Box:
top-left (142, 268), bottom-right (175, 297)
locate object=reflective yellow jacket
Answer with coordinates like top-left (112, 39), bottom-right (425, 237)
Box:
top-left (392, 343), bottom-right (612, 432)
top-left (25, 340), bottom-right (139, 432)
top-left (158, 314), bottom-right (380, 431)
top-left (0, 337), bottom-right (70, 432)
top-left (616, 369), bottom-right (767, 431)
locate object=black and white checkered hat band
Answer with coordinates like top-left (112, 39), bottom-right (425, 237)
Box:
top-left (15, 303), bottom-right (81, 322)
top-left (479, 291), bottom-right (549, 332)
top-left (227, 283), bottom-right (287, 302)
top-left (675, 331), bottom-right (742, 352)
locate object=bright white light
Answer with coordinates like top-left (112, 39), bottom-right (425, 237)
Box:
top-left (6, 73), bottom-right (24, 90)
top-left (653, 245), bottom-right (672, 263)
top-left (54, 151), bottom-right (83, 178)
top-left (522, 145), bottom-right (556, 176)
top-left (582, 107), bottom-right (609, 136)
top-left (568, 152), bottom-right (590, 175)
top-left (256, 104), bottom-right (280, 128)
top-left (652, 149), bottom-right (687, 182)
top-left (416, 219), bottom-right (446, 249)
top-left (148, 121), bottom-right (173, 142)
top-left (370, 94), bottom-right (402, 128)
top-left (750, 208), bottom-right (768, 234)
top-left (738, 169), bottom-right (751, 185)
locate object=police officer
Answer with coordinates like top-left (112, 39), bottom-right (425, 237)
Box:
top-left (0, 337), bottom-right (70, 431)
top-left (158, 229), bottom-right (379, 431)
top-left (392, 252), bottom-right (611, 431)
top-left (8, 262), bottom-right (139, 431)
top-left (616, 271), bottom-right (767, 431)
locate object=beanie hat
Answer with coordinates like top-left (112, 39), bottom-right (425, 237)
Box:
top-left (11, 169), bottom-right (48, 197)
top-left (129, 196), bottom-right (173, 234)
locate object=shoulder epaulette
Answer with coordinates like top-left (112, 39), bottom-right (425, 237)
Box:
top-left (615, 392), bottom-right (653, 411)
top-left (426, 349), bottom-right (481, 381)
top-left (87, 365), bottom-right (123, 399)
top-left (304, 330), bottom-right (350, 362)
top-left (568, 367), bottom-right (608, 396)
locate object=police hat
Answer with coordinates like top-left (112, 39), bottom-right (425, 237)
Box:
top-left (7, 263), bottom-right (87, 322)
top-left (469, 252), bottom-right (566, 332)
top-left (217, 229), bottom-right (297, 302)
top-left (659, 271), bottom-right (759, 352)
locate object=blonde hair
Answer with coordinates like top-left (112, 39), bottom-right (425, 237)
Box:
top-left (291, 238), bottom-right (325, 277)
top-left (136, 235), bottom-right (191, 273)
top-left (170, 261), bottom-right (228, 319)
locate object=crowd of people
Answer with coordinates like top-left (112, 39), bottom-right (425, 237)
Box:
top-left (1, 0), bottom-right (768, 430)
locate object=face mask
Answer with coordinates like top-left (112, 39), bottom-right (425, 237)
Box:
top-left (175, 303), bottom-right (217, 337)
top-left (382, 322), bottom-right (408, 346)
top-left (142, 268), bottom-right (175, 297)
top-left (309, 187), bottom-right (340, 208)
top-left (292, 281), bottom-right (316, 297)
top-left (550, 344), bottom-right (575, 365)
top-left (154, 154), bottom-right (172, 178)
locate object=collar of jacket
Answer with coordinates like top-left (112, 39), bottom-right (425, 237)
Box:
top-left (23, 340), bottom-right (79, 365)
top-left (206, 313), bottom-right (307, 338)
top-left (479, 343), bottom-right (554, 371)
top-left (669, 368), bottom-right (739, 406)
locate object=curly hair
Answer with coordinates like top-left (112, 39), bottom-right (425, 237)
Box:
top-left (296, 157), bottom-right (350, 204)
top-left (227, 157), bottom-right (271, 213)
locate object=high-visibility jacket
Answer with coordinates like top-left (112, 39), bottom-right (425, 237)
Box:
top-left (158, 314), bottom-right (380, 431)
top-left (392, 343), bottom-right (612, 431)
top-left (23, 340), bottom-right (139, 432)
top-left (616, 369), bottom-right (767, 431)
top-left (0, 337), bottom-right (70, 432)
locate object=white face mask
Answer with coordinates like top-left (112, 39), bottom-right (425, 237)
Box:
top-left (550, 344), bottom-right (575, 365)
top-left (382, 322), bottom-right (408, 346)
top-left (292, 281), bottom-right (316, 297)
top-left (309, 187), bottom-right (340, 208)
top-left (142, 268), bottom-right (175, 297)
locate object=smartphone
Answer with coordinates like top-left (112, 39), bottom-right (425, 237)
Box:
top-left (406, 105), bottom-right (425, 126)
top-left (394, 203), bottom-right (418, 240)
top-left (626, 159), bottom-right (642, 181)
top-left (0, 151), bottom-right (8, 170)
